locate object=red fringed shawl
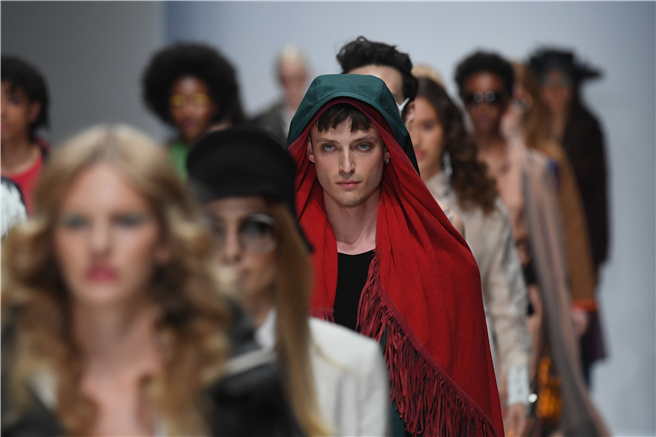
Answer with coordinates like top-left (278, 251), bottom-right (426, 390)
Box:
top-left (290, 98), bottom-right (504, 437)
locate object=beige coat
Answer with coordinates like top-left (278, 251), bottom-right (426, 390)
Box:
top-left (518, 145), bottom-right (608, 436)
top-left (425, 171), bottom-right (530, 408)
top-left (530, 140), bottom-right (597, 309)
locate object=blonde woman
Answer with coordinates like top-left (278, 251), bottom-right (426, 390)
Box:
top-left (186, 127), bottom-right (390, 436)
top-left (1, 124), bottom-right (303, 436)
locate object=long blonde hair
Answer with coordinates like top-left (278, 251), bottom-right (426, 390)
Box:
top-left (2, 124), bottom-right (231, 435)
top-left (267, 202), bottom-right (330, 436)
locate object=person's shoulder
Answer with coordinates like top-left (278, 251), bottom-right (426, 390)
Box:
top-left (205, 301), bottom-right (304, 436)
top-left (252, 101), bottom-right (284, 123)
top-left (309, 319), bottom-right (382, 365)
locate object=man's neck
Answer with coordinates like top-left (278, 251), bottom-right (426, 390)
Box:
top-left (324, 189), bottom-right (380, 255)
top-left (1, 135), bottom-right (40, 175)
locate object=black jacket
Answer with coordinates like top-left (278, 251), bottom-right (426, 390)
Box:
top-left (1, 302), bottom-right (305, 437)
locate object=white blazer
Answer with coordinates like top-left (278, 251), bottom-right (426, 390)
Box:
top-left (256, 309), bottom-right (390, 436)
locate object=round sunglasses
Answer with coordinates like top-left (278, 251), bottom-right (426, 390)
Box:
top-left (463, 90), bottom-right (508, 107)
top-left (210, 213), bottom-right (278, 253)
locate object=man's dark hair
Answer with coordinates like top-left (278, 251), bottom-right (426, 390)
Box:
top-left (314, 103), bottom-right (372, 133)
top-left (142, 42), bottom-right (245, 126)
top-left (454, 50), bottom-right (515, 97)
top-left (1, 55), bottom-right (50, 137)
top-left (336, 36), bottom-right (417, 101)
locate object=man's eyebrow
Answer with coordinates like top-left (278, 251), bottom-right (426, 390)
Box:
top-left (315, 137), bottom-right (339, 144)
top-left (350, 134), bottom-right (377, 145)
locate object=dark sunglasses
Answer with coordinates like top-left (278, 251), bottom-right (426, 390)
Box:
top-left (210, 213), bottom-right (278, 253)
top-left (464, 90), bottom-right (507, 107)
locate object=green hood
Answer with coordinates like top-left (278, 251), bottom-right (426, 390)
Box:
top-left (286, 74), bottom-right (418, 172)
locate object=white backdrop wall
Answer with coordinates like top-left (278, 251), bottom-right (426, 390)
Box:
top-left (2, 2), bottom-right (166, 144)
top-left (164, 2), bottom-right (656, 435)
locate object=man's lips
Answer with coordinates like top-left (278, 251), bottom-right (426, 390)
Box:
top-left (336, 180), bottom-right (361, 189)
top-left (86, 266), bottom-right (118, 282)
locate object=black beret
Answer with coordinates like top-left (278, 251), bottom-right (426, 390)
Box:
top-left (186, 126), bottom-right (311, 251)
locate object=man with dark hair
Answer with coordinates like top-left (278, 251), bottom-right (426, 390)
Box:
top-left (337, 36), bottom-right (469, 235)
top-left (288, 73), bottom-right (504, 437)
top-left (454, 51), bottom-right (515, 174)
top-left (141, 42), bottom-right (246, 178)
top-left (1, 55), bottom-right (51, 215)
top-left (336, 36), bottom-right (417, 124)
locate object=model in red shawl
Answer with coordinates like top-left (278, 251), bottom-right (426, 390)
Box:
top-left (287, 74), bottom-right (503, 436)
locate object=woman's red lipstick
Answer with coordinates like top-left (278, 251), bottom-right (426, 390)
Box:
top-left (86, 266), bottom-right (118, 282)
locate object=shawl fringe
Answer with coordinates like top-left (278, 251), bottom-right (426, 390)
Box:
top-left (355, 256), bottom-right (497, 437)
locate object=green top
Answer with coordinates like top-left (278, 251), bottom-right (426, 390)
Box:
top-left (286, 74), bottom-right (418, 172)
top-left (169, 141), bottom-right (188, 180)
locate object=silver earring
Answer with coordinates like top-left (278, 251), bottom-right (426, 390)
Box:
top-left (385, 158), bottom-right (390, 164)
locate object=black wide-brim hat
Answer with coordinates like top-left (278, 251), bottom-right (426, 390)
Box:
top-left (528, 48), bottom-right (602, 83)
top-left (186, 126), bottom-right (312, 252)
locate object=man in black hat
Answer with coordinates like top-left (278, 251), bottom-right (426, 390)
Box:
top-left (186, 127), bottom-right (390, 436)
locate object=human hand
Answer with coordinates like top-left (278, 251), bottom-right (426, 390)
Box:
top-left (504, 403), bottom-right (527, 437)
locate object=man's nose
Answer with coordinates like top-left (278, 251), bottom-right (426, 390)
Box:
top-left (339, 149), bottom-right (355, 174)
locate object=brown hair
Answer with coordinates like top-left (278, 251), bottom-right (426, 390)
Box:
top-left (268, 202), bottom-right (330, 436)
top-left (2, 125), bottom-right (231, 435)
top-left (512, 62), bottom-right (552, 149)
top-left (416, 77), bottom-right (498, 213)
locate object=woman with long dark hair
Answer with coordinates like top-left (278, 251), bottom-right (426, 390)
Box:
top-left (410, 75), bottom-right (531, 436)
top-left (186, 127), bottom-right (390, 436)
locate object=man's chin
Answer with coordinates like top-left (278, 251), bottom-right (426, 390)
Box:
top-left (334, 193), bottom-right (366, 208)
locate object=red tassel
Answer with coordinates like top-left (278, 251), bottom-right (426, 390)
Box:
top-left (356, 256), bottom-right (495, 437)
top-left (310, 308), bottom-right (334, 322)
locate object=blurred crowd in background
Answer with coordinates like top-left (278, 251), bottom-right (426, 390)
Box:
top-left (0, 31), bottom-right (621, 437)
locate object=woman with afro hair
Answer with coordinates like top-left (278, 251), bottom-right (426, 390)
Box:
top-left (142, 42), bottom-right (246, 179)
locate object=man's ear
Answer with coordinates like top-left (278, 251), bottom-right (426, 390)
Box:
top-left (28, 102), bottom-right (42, 124)
top-left (403, 101), bottom-right (416, 129)
top-left (306, 137), bottom-right (315, 163)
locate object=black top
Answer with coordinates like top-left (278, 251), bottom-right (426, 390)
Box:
top-left (333, 250), bottom-right (375, 331)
